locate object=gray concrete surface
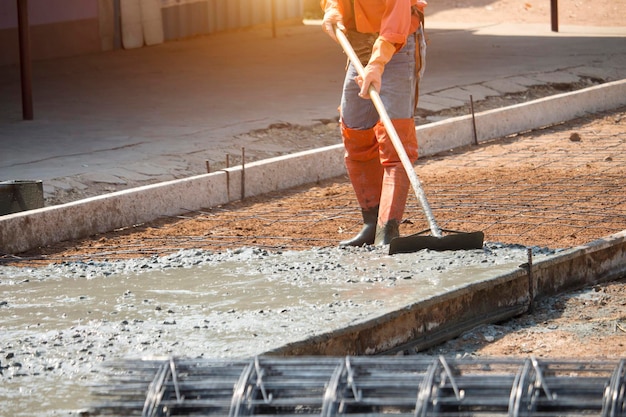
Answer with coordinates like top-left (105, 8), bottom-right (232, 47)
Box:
top-left (1, 21), bottom-right (625, 200)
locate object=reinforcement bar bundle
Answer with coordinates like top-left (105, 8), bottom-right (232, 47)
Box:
top-left (91, 356), bottom-right (626, 417)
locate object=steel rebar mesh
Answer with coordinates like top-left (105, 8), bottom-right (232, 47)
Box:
top-left (174, 110), bottom-right (626, 252)
top-left (402, 119), bottom-right (626, 248)
top-left (90, 356), bottom-right (626, 417)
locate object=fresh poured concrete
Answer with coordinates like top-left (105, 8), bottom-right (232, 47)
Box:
top-left (2, 229), bottom-right (626, 416)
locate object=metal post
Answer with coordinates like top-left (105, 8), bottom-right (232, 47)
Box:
top-left (241, 147), bottom-right (245, 200)
top-left (271, 0), bottom-right (277, 38)
top-left (469, 95), bottom-right (478, 146)
top-left (550, 0), bottom-right (559, 32)
top-left (113, 0), bottom-right (122, 49)
top-left (527, 248), bottom-right (535, 313)
top-left (17, 0), bottom-right (33, 120)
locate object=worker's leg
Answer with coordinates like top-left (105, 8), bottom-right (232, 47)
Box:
top-left (373, 34), bottom-right (419, 245)
top-left (339, 63), bottom-right (382, 246)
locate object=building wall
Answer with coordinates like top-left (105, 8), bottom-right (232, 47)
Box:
top-left (0, 0), bottom-right (100, 66)
top-left (0, 0), bottom-right (304, 66)
top-left (161, 0), bottom-right (304, 41)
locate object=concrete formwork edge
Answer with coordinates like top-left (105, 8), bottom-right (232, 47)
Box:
top-left (532, 230), bottom-right (626, 297)
top-left (1, 81), bottom-right (625, 254)
top-left (268, 230), bottom-right (626, 356)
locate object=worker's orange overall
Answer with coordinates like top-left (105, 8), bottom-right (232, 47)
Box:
top-left (324, 0), bottom-right (423, 246)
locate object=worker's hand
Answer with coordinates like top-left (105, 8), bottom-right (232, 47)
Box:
top-left (355, 63), bottom-right (383, 99)
top-left (415, 0), bottom-right (428, 13)
top-left (355, 38), bottom-right (396, 99)
top-left (322, 8), bottom-right (345, 42)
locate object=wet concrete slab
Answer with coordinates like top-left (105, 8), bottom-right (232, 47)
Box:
top-left (0, 244), bottom-right (542, 416)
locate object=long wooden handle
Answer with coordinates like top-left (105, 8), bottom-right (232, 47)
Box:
top-left (335, 27), bottom-right (442, 237)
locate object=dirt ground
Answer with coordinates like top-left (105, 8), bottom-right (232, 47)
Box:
top-left (424, 0), bottom-right (626, 27)
top-left (418, 0), bottom-right (626, 359)
top-left (305, 0), bottom-right (626, 27)
top-left (421, 280), bottom-right (626, 359)
top-left (10, 100), bottom-right (625, 260)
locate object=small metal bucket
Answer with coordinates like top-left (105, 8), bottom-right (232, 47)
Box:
top-left (0, 180), bottom-right (44, 215)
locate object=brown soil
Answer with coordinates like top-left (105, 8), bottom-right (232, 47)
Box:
top-left (425, 0), bottom-right (626, 27)
top-left (422, 280), bottom-right (626, 359)
top-left (10, 105), bottom-right (625, 262)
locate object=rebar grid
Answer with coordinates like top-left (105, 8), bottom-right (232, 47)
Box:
top-left (157, 110), bottom-right (626, 252)
top-left (399, 115), bottom-right (626, 248)
top-left (91, 356), bottom-right (626, 417)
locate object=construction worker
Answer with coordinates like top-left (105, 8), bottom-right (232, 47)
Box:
top-left (321, 0), bottom-right (427, 246)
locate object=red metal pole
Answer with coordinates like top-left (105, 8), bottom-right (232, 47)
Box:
top-left (271, 0), bottom-right (277, 38)
top-left (550, 0), bottom-right (559, 32)
top-left (17, 0), bottom-right (33, 120)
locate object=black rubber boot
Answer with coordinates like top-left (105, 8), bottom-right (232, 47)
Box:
top-left (339, 206), bottom-right (379, 247)
top-left (374, 219), bottom-right (400, 246)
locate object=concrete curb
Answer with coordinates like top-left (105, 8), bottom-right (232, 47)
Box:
top-left (418, 79), bottom-right (626, 156)
top-left (268, 229), bottom-right (626, 355)
top-left (0, 146), bottom-right (345, 254)
top-left (1, 80), bottom-right (625, 254)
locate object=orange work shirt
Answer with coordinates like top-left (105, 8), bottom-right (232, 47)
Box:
top-left (321, 0), bottom-right (421, 46)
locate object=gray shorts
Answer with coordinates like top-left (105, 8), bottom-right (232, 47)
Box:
top-left (340, 33), bottom-right (417, 130)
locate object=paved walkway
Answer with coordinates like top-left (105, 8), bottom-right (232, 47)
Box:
top-left (1, 21), bottom-right (625, 201)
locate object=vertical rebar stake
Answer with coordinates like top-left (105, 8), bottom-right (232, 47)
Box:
top-left (527, 248), bottom-right (534, 313)
top-left (226, 154), bottom-right (230, 201)
top-left (271, 0), bottom-right (277, 38)
top-left (205, 160), bottom-right (210, 173)
top-left (470, 95), bottom-right (478, 146)
top-left (241, 147), bottom-right (245, 200)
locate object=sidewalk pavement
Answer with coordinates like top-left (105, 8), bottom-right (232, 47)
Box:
top-left (1, 21), bottom-right (625, 202)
